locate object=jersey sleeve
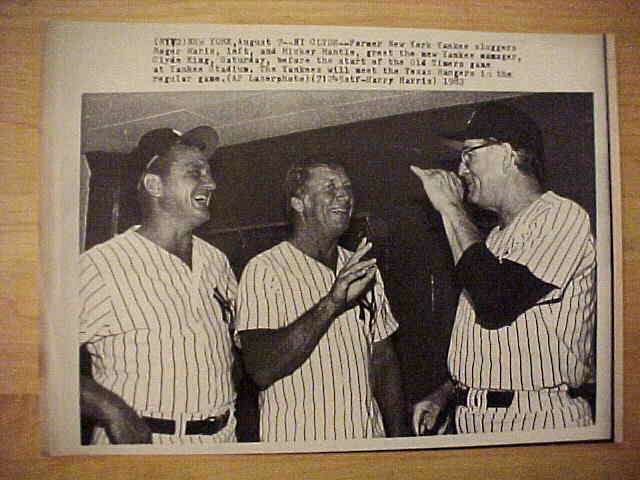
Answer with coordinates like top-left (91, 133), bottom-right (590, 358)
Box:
top-left (371, 270), bottom-right (399, 342)
top-left (235, 258), bottom-right (283, 332)
top-left (456, 197), bottom-right (595, 329)
top-left (498, 198), bottom-right (593, 291)
top-left (78, 252), bottom-right (115, 343)
top-left (455, 242), bottom-right (556, 329)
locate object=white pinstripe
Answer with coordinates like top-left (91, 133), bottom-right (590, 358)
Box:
top-left (79, 228), bottom-right (237, 444)
top-left (448, 191), bottom-right (596, 432)
top-left (235, 241), bottom-right (398, 442)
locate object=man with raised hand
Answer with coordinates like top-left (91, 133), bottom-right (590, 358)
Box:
top-left (412, 103), bottom-right (596, 435)
top-left (236, 162), bottom-right (408, 442)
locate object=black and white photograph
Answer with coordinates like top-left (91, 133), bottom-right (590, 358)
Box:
top-left (77, 90), bottom-right (605, 450)
top-left (39, 22), bottom-right (620, 455)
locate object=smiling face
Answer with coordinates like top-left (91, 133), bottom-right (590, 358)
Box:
top-left (157, 144), bottom-right (216, 228)
top-left (294, 164), bottom-right (354, 239)
top-left (458, 139), bottom-right (509, 211)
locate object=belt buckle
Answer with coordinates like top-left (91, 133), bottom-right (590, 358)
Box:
top-left (185, 410), bottom-right (230, 436)
top-left (203, 414), bottom-right (223, 433)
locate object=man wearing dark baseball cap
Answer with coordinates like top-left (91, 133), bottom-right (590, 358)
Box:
top-left (133, 126), bottom-right (219, 186)
top-left (80, 125), bottom-right (241, 445)
top-left (410, 102), bottom-right (596, 435)
top-left (443, 102), bottom-right (546, 184)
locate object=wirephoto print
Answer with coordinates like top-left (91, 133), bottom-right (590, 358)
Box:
top-left (41, 22), bottom-right (619, 455)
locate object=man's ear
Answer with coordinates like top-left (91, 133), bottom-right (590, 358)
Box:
top-left (290, 196), bottom-right (304, 215)
top-left (502, 142), bottom-right (518, 173)
top-left (142, 173), bottom-right (163, 197)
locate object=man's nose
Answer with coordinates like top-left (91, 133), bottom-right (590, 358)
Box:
top-left (335, 187), bottom-right (351, 200)
top-left (202, 171), bottom-right (216, 190)
top-left (458, 160), bottom-right (469, 176)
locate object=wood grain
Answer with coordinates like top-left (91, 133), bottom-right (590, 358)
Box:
top-left (0, 1), bottom-right (638, 478)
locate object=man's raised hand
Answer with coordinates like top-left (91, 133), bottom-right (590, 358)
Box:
top-left (410, 166), bottom-right (464, 214)
top-left (327, 237), bottom-right (377, 314)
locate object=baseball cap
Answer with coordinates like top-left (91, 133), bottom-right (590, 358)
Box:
top-left (442, 102), bottom-right (545, 181)
top-left (444, 103), bottom-right (544, 158)
top-left (134, 125), bottom-right (220, 172)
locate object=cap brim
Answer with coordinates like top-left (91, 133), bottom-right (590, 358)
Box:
top-left (436, 124), bottom-right (475, 150)
top-left (438, 121), bottom-right (487, 141)
top-left (438, 137), bottom-right (466, 151)
top-left (182, 126), bottom-right (220, 160)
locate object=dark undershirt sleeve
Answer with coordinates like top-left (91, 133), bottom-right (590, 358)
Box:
top-left (455, 242), bottom-right (558, 330)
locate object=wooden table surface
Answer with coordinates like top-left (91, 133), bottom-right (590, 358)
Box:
top-left (1, 1), bottom-right (638, 478)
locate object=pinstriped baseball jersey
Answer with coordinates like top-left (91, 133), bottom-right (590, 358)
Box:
top-left (79, 228), bottom-right (237, 443)
top-left (448, 191), bottom-right (596, 392)
top-left (235, 241), bottom-right (398, 442)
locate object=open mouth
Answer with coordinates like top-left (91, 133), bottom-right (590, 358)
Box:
top-left (328, 206), bottom-right (352, 223)
top-left (192, 191), bottom-right (211, 209)
top-left (329, 206), bottom-right (350, 216)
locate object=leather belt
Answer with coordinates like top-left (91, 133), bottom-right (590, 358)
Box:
top-left (453, 387), bottom-right (515, 408)
top-left (453, 386), bottom-right (585, 409)
top-left (143, 410), bottom-right (230, 436)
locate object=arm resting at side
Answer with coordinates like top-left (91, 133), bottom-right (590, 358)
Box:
top-left (80, 371), bottom-right (152, 444)
top-left (371, 336), bottom-right (410, 437)
top-left (412, 379), bottom-right (456, 435)
top-left (455, 242), bottom-right (557, 329)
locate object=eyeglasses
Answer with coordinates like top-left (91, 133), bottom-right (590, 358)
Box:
top-left (460, 139), bottom-right (502, 164)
